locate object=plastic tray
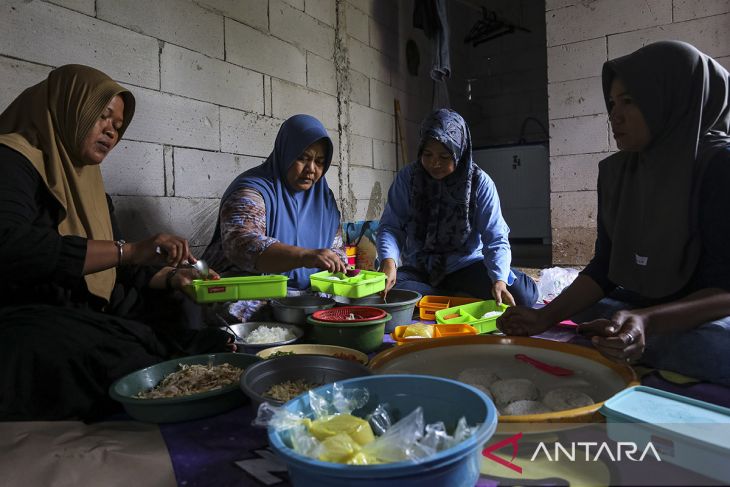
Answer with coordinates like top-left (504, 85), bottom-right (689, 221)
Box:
top-left (184, 275), bottom-right (288, 303)
top-left (601, 386), bottom-right (730, 484)
top-left (417, 295), bottom-right (481, 320)
top-left (391, 323), bottom-right (478, 345)
top-left (434, 300), bottom-right (508, 334)
top-left (309, 270), bottom-right (386, 298)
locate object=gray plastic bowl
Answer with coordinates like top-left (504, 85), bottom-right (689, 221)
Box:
top-left (271, 295), bottom-right (336, 325)
top-left (109, 352), bottom-right (260, 423)
top-left (349, 289), bottom-right (422, 333)
top-left (240, 354), bottom-right (372, 407)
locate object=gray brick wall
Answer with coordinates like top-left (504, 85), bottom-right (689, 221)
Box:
top-left (546, 0), bottom-right (730, 265)
top-left (0, 0), bottom-right (432, 254)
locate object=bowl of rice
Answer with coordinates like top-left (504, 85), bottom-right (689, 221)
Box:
top-left (223, 322), bottom-right (304, 352)
top-left (109, 352), bottom-right (260, 423)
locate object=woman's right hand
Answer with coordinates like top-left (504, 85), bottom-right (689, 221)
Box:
top-left (128, 233), bottom-right (194, 267)
top-left (380, 258), bottom-right (397, 294)
top-left (496, 306), bottom-right (552, 336)
top-left (301, 248), bottom-right (347, 273)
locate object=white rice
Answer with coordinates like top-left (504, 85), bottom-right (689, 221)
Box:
top-left (244, 326), bottom-right (294, 344)
top-left (490, 378), bottom-right (539, 407)
top-left (502, 400), bottom-right (552, 416)
top-left (457, 368), bottom-right (500, 389)
top-left (543, 388), bottom-right (594, 411)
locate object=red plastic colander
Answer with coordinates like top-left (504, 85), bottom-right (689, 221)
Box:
top-left (311, 306), bottom-right (387, 323)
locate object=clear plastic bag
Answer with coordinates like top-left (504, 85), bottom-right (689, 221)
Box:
top-left (537, 267), bottom-right (580, 302)
top-left (253, 383), bottom-right (476, 465)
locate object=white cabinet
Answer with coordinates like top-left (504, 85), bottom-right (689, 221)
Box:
top-left (473, 143), bottom-right (550, 243)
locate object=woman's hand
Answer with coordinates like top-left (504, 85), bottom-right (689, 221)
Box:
top-left (380, 258), bottom-right (397, 294)
top-left (301, 248), bottom-right (347, 274)
top-left (170, 267), bottom-right (221, 289)
top-left (496, 306), bottom-right (552, 336)
top-left (492, 280), bottom-right (515, 306)
top-left (578, 310), bottom-right (647, 364)
top-left (127, 233), bottom-right (194, 267)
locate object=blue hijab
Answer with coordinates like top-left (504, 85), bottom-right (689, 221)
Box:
top-left (218, 114), bottom-right (340, 289)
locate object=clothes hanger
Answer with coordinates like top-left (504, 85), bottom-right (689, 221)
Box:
top-left (464, 7), bottom-right (531, 47)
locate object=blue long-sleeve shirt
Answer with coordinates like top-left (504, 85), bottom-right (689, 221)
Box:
top-left (377, 163), bottom-right (515, 284)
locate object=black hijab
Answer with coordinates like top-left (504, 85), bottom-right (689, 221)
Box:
top-left (599, 41), bottom-right (730, 298)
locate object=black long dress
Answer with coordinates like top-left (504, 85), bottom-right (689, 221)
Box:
top-left (0, 146), bottom-right (229, 421)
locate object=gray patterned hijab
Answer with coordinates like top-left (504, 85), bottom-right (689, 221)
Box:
top-left (408, 109), bottom-right (479, 286)
top-left (599, 41), bottom-right (730, 298)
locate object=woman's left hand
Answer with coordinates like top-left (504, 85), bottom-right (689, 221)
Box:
top-left (578, 310), bottom-right (647, 364)
top-left (170, 267), bottom-right (220, 290)
top-left (492, 280), bottom-right (515, 306)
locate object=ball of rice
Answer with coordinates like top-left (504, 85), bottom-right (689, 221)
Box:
top-left (456, 368), bottom-right (500, 389)
top-left (502, 400), bottom-right (551, 416)
top-left (543, 388), bottom-right (595, 411)
top-left (490, 378), bottom-right (539, 407)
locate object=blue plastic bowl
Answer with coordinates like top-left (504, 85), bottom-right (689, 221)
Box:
top-left (268, 374), bottom-right (498, 487)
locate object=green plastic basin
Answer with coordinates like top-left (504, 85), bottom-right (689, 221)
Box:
top-left (109, 352), bottom-right (260, 423)
top-left (306, 313), bottom-right (390, 353)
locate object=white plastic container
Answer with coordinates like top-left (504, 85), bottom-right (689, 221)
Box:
top-left (601, 386), bottom-right (730, 484)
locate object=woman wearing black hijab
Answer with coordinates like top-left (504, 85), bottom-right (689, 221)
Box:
top-left (498, 41), bottom-right (730, 385)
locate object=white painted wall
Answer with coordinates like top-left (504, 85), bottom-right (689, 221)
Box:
top-left (0, 0), bottom-right (433, 252)
top-left (546, 0), bottom-right (730, 265)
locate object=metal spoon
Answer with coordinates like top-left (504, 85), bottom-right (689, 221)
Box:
top-left (213, 314), bottom-right (244, 342)
top-left (186, 259), bottom-right (210, 279)
top-left (155, 246), bottom-right (210, 279)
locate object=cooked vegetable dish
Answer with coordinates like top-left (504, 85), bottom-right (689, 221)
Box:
top-left (264, 378), bottom-right (322, 402)
top-left (136, 363), bottom-right (243, 399)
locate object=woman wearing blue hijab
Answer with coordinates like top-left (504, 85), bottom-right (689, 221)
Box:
top-left (377, 109), bottom-right (538, 306)
top-left (203, 114), bottom-right (346, 298)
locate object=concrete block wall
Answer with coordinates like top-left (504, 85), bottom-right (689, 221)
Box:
top-left (0, 0), bottom-right (432, 253)
top-left (546, 0), bottom-right (730, 265)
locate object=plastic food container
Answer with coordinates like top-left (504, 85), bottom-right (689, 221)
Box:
top-left (184, 275), bottom-right (288, 303)
top-left (435, 300), bottom-right (508, 334)
top-left (345, 245), bottom-right (357, 266)
top-left (391, 324), bottom-right (478, 345)
top-left (417, 296), bottom-right (481, 320)
top-left (601, 386), bottom-right (730, 484)
top-left (268, 374), bottom-right (498, 487)
top-left (271, 295), bottom-right (336, 325)
top-left (350, 289), bottom-right (422, 333)
top-left (309, 270), bottom-right (386, 298)
top-left (307, 313), bottom-right (391, 353)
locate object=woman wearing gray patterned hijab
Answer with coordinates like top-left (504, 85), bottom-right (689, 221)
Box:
top-left (499, 41), bottom-right (730, 385)
top-left (377, 109), bottom-right (538, 306)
